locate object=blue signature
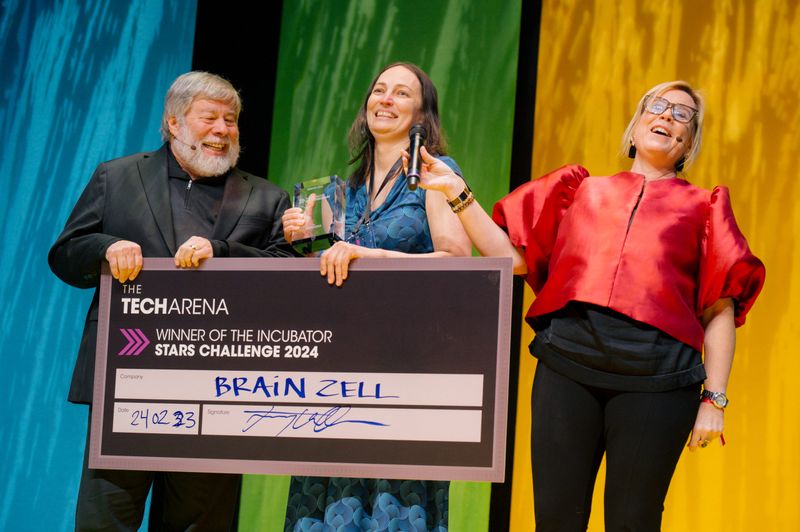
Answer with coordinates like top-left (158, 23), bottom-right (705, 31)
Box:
top-left (241, 406), bottom-right (388, 435)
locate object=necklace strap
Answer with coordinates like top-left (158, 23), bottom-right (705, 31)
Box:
top-left (350, 158), bottom-right (403, 237)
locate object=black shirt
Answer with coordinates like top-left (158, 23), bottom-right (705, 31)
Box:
top-left (533, 302), bottom-right (706, 392)
top-left (167, 147), bottom-right (230, 255)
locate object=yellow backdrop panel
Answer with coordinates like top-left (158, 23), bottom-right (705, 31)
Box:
top-left (509, 0), bottom-right (799, 529)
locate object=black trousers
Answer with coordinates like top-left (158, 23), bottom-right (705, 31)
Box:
top-left (531, 363), bottom-right (699, 532)
top-left (76, 418), bottom-right (241, 532)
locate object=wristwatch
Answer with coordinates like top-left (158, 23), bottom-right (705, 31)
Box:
top-left (701, 389), bottom-right (729, 409)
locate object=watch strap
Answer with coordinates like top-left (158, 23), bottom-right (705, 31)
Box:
top-left (701, 389), bottom-right (729, 409)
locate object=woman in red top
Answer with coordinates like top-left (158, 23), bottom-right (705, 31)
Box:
top-left (412, 81), bottom-right (765, 531)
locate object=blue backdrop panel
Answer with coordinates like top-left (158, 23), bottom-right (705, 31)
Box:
top-left (0, 1), bottom-right (196, 528)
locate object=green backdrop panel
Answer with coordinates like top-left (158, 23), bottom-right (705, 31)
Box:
top-left (240, 1), bottom-right (521, 530)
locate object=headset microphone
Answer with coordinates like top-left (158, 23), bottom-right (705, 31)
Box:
top-left (171, 134), bottom-right (197, 151)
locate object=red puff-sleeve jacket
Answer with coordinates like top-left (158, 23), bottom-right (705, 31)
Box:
top-left (493, 165), bottom-right (765, 351)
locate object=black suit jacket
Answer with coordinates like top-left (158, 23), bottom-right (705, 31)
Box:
top-left (49, 145), bottom-right (292, 404)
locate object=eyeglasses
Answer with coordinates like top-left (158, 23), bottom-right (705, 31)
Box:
top-left (645, 96), bottom-right (697, 123)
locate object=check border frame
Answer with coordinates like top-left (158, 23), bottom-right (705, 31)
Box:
top-left (91, 257), bottom-right (512, 482)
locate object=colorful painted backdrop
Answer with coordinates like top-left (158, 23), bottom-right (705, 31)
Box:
top-left (0, 1), bottom-right (196, 530)
top-left (509, 0), bottom-right (799, 530)
top-left (3, 1), bottom-right (796, 530)
top-left (240, 0), bottom-right (522, 530)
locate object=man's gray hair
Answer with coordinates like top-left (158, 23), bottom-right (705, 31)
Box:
top-left (160, 71), bottom-right (242, 141)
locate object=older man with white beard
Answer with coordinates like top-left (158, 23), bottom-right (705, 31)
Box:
top-left (49, 71), bottom-right (292, 531)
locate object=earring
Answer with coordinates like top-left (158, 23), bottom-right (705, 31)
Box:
top-left (675, 157), bottom-right (685, 172)
top-left (628, 143), bottom-right (636, 159)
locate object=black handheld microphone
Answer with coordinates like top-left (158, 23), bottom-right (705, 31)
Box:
top-left (406, 123), bottom-right (427, 191)
top-left (171, 134), bottom-right (197, 151)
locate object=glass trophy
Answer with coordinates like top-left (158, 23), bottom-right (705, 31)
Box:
top-left (291, 175), bottom-right (345, 254)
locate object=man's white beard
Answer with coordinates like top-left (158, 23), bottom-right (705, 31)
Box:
top-left (172, 123), bottom-right (240, 178)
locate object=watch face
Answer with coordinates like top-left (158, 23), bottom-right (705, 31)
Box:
top-left (703, 390), bottom-right (728, 408)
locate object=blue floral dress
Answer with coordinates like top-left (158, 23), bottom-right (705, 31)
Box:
top-left (285, 156), bottom-right (461, 532)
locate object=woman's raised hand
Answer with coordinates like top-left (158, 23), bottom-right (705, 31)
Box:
top-left (402, 146), bottom-right (465, 200)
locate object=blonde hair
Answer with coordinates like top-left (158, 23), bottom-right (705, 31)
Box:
top-left (620, 80), bottom-right (704, 171)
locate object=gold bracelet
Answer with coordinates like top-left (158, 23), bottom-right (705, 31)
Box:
top-left (452, 192), bottom-right (475, 214)
top-left (447, 184), bottom-right (472, 210)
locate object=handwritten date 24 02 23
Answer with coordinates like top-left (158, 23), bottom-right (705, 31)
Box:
top-left (127, 407), bottom-right (197, 430)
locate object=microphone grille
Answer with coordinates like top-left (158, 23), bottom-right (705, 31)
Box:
top-left (409, 123), bottom-right (427, 140)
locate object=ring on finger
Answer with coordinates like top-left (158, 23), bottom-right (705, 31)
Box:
top-left (699, 440), bottom-right (709, 448)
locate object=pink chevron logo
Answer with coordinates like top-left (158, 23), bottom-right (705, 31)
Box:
top-left (118, 328), bottom-right (150, 356)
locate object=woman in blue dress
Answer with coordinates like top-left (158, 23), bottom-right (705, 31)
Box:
top-left (281, 62), bottom-right (472, 531)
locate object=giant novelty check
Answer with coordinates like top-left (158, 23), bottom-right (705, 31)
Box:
top-left (90, 257), bottom-right (512, 481)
